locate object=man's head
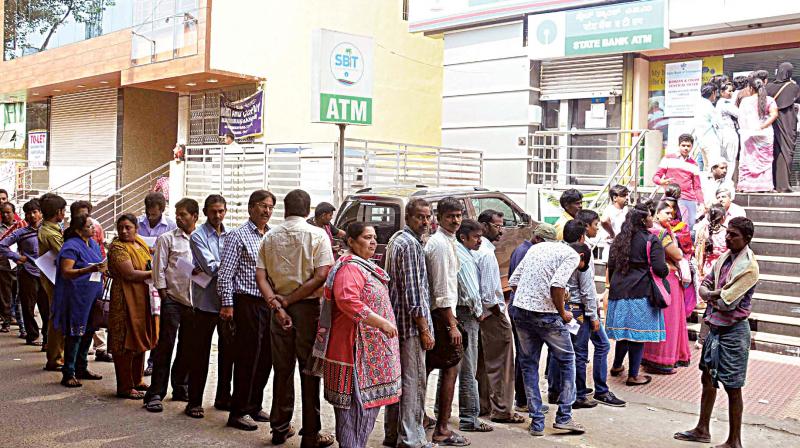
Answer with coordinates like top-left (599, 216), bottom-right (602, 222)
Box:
top-left (22, 199), bottom-right (42, 226)
top-left (203, 194), bottom-right (227, 229)
top-left (456, 219), bottom-right (483, 251)
top-left (678, 133), bottom-right (694, 158)
top-left (559, 189), bottom-right (583, 218)
top-left (716, 189), bottom-right (733, 210)
top-left (405, 198), bottom-right (432, 237)
top-left (532, 223), bottom-right (557, 244)
top-left (569, 242), bottom-right (592, 272)
top-left (477, 209), bottom-right (504, 242)
top-left (609, 184), bottom-right (629, 208)
top-left (144, 192), bottom-right (167, 225)
top-left (39, 193), bottom-right (67, 222)
top-left (1, 202), bottom-right (15, 225)
top-left (436, 197), bottom-right (463, 235)
top-left (0, 189), bottom-right (7, 204)
top-left (247, 189), bottom-right (276, 227)
top-left (563, 219), bottom-right (587, 244)
top-left (70, 200), bottom-right (93, 219)
top-left (314, 202), bottom-right (337, 225)
top-left (711, 160), bottom-right (728, 180)
top-left (174, 198), bottom-right (199, 233)
top-left (575, 209), bottom-right (600, 239)
top-left (284, 189), bottom-right (311, 219)
top-left (224, 131), bottom-right (235, 145)
top-left (726, 217), bottom-right (754, 252)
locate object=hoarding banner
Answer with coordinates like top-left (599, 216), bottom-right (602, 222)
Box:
top-left (27, 130), bottom-right (47, 170)
top-left (220, 90), bottom-right (264, 138)
top-left (527, 0), bottom-right (668, 59)
top-left (664, 60), bottom-right (703, 117)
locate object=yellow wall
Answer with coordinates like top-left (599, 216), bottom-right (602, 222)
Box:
top-left (210, 0), bottom-right (443, 146)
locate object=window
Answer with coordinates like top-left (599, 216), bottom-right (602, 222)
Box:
top-left (131, 0), bottom-right (199, 66)
top-left (471, 197), bottom-right (522, 227)
top-left (334, 201), bottom-right (401, 245)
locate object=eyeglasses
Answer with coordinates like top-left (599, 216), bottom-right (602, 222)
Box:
top-left (489, 223), bottom-right (503, 229)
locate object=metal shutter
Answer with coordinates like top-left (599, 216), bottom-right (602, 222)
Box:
top-left (49, 88), bottom-right (118, 188)
top-left (540, 55), bottom-right (624, 100)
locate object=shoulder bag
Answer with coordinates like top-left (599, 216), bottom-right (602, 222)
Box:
top-left (646, 240), bottom-right (671, 309)
top-left (90, 277), bottom-right (112, 329)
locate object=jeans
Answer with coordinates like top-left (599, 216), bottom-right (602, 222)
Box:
top-left (510, 306), bottom-right (575, 433)
top-left (443, 306), bottom-right (480, 429)
top-left (547, 307), bottom-right (609, 400)
top-left (63, 332), bottom-right (94, 379)
top-left (384, 336), bottom-right (428, 448)
top-left (678, 199), bottom-right (697, 229)
top-left (144, 297), bottom-right (192, 402)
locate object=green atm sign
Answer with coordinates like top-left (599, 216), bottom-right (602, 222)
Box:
top-left (320, 93), bottom-right (372, 125)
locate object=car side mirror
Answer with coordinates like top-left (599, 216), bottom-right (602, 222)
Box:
top-left (521, 213), bottom-right (531, 224)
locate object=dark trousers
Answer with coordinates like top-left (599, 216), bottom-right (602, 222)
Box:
top-left (0, 269), bottom-right (14, 324)
top-left (231, 293), bottom-right (273, 417)
top-left (63, 332), bottom-right (94, 379)
top-left (186, 309), bottom-right (220, 407)
top-left (270, 299), bottom-right (322, 436)
top-left (18, 269), bottom-right (48, 344)
top-left (144, 297), bottom-right (192, 402)
top-left (215, 318), bottom-right (235, 403)
top-left (510, 316), bottom-right (527, 407)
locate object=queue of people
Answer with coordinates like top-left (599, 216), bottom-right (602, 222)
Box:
top-left (0, 181), bottom-right (761, 448)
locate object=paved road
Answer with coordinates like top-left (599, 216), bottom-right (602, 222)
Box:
top-left (1, 327), bottom-right (798, 447)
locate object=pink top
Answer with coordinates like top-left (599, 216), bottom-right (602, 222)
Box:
top-left (652, 153), bottom-right (705, 203)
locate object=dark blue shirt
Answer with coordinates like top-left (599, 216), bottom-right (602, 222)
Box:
top-left (508, 240), bottom-right (533, 304)
top-left (0, 225), bottom-right (41, 277)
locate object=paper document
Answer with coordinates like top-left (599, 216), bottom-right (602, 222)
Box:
top-left (89, 272), bottom-right (103, 283)
top-left (8, 243), bottom-right (17, 269)
top-left (176, 257), bottom-right (194, 278)
top-left (34, 250), bottom-right (58, 284)
top-left (141, 236), bottom-right (157, 247)
top-left (565, 319), bottom-right (581, 335)
top-left (192, 271), bottom-right (213, 288)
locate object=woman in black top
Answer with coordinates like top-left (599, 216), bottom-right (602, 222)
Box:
top-left (605, 201), bottom-right (669, 386)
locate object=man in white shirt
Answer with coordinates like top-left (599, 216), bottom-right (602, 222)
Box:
top-left (693, 83), bottom-right (722, 171)
top-left (475, 210), bottom-right (525, 425)
top-left (702, 160), bottom-right (736, 208)
top-left (508, 225), bottom-right (586, 437)
top-left (144, 198), bottom-right (198, 412)
top-left (423, 197), bottom-right (469, 447)
top-left (716, 189), bottom-right (746, 224)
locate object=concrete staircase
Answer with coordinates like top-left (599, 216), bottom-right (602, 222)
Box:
top-left (595, 192), bottom-right (800, 357)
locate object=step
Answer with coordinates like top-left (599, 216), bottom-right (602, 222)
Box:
top-left (748, 292), bottom-right (800, 318)
top-left (734, 192), bottom-right (800, 209)
top-left (751, 238), bottom-right (800, 258)
top-left (742, 206), bottom-right (800, 224)
top-left (690, 310), bottom-right (800, 338)
top-left (757, 273), bottom-right (800, 297)
top-left (754, 255), bottom-right (800, 276)
top-left (688, 323), bottom-right (800, 357)
top-left (751, 222), bottom-right (800, 240)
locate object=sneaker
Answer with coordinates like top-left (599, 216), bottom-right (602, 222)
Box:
top-left (227, 415), bottom-right (258, 431)
top-left (95, 351), bottom-right (113, 362)
top-left (572, 397), bottom-right (598, 409)
top-left (594, 392), bottom-right (626, 407)
top-left (553, 419), bottom-right (586, 434)
top-left (514, 403), bottom-right (528, 413)
top-left (271, 425), bottom-right (296, 445)
top-left (529, 428), bottom-right (544, 437)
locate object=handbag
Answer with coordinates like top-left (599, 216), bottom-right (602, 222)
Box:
top-left (646, 240), bottom-right (671, 309)
top-left (90, 277), bottom-right (112, 329)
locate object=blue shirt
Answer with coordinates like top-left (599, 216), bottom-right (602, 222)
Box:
top-left (0, 225), bottom-right (41, 276)
top-left (508, 240), bottom-right (533, 305)
top-left (191, 222), bottom-right (226, 313)
top-left (137, 214), bottom-right (177, 238)
top-left (456, 242), bottom-right (482, 318)
top-left (217, 220), bottom-right (267, 307)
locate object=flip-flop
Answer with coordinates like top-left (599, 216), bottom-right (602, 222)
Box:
top-left (145, 398), bottom-right (163, 413)
top-left (491, 413), bottom-right (526, 424)
top-left (460, 422), bottom-right (493, 432)
top-left (433, 432), bottom-right (470, 446)
top-left (673, 430), bottom-right (711, 443)
top-left (117, 390), bottom-right (145, 400)
top-left (184, 405), bottom-right (205, 419)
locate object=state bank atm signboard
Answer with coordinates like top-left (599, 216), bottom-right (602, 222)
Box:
top-left (311, 29), bottom-right (374, 126)
top-left (527, 0), bottom-right (668, 59)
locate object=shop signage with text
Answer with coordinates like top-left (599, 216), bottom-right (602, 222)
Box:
top-left (27, 130), bottom-right (47, 170)
top-left (220, 90), bottom-right (264, 138)
top-left (527, 0), bottom-right (668, 59)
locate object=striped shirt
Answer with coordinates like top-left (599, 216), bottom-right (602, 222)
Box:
top-left (217, 220), bottom-right (267, 307)
top-left (384, 227), bottom-right (433, 341)
top-left (474, 237), bottom-right (505, 318)
top-left (0, 225), bottom-right (41, 276)
top-left (456, 242), bottom-right (482, 318)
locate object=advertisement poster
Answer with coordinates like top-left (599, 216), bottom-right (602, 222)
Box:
top-left (664, 60), bottom-right (703, 117)
top-left (27, 130), bottom-right (47, 169)
top-left (219, 90), bottom-right (264, 138)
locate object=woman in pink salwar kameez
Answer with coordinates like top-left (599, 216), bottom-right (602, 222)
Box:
top-left (737, 75), bottom-right (779, 193)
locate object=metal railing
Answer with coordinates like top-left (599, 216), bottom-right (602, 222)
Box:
top-left (587, 130), bottom-right (650, 210)
top-left (46, 161), bottom-right (119, 206)
top-left (90, 162), bottom-right (171, 231)
top-left (1, 161), bottom-right (35, 203)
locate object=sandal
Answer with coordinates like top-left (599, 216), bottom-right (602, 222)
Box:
top-left (117, 390), bottom-right (146, 400)
top-left (145, 398), bottom-right (164, 413)
top-left (184, 405), bottom-right (205, 419)
top-left (433, 432), bottom-right (470, 446)
top-left (134, 383), bottom-right (150, 392)
top-left (60, 377), bottom-right (82, 388)
top-left (626, 375), bottom-right (653, 386)
top-left (491, 413), bottom-right (526, 424)
top-left (461, 422), bottom-right (493, 432)
top-left (610, 366), bottom-right (625, 377)
top-left (673, 430), bottom-right (711, 443)
top-left (424, 414), bottom-right (436, 430)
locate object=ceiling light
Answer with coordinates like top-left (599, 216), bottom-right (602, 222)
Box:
top-left (32, 92), bottom-right (39, 96)
top-left (53, 89), bottom-right (62, 92)
top-left (99, 81), bottom-right (109, 84)
top-left (207, 78), bottom-right (218, 83)
top-left (165, 85), bottom-right (176, 89)
top-left (76, 84), bottom-right (86, 88)
top-left (186, 82), bottom-right (197, 86)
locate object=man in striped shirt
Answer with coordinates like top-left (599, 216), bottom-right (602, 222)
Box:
top-left (217, 190), bottom-right (275, 432)
top-left (383, 198), bottom-right (436, 448)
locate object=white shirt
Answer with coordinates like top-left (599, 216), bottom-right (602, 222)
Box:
top-left (152, 227), bottom-right (194, 307)
top-left (602, 205), bottom-right (628, 237)
top-left (702, 175), bottom-right (736, 207)
top-left (423, 228), bottom-right (459, 312)
top-left (508, 241), bottom-right (579, 313)
top-left (473, 237), bottom-right (505, 318)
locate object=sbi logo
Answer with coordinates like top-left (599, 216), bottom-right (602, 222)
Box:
top-left (330, 42), bottom-right (364, 86)
top-left (537, 19), bottom-right (558, 45)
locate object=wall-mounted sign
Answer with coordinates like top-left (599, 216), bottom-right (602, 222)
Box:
top-left (664, 60), bottom-right (703, 117)
top-left (311, 29), bottom-right (374, 126)
top-left (27, 130), bottom-right (47, 170)
top-left (220, 90), bottom-right (264, 138)
top-left (527, 0), bottom-right (668, 59)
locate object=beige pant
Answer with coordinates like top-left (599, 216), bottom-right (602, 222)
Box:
top-left (477, 312), bottom-right (516, 419)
